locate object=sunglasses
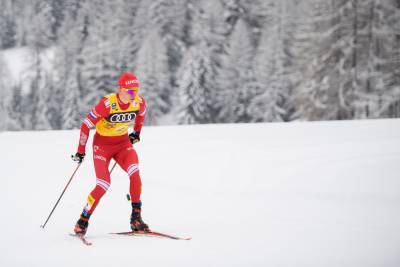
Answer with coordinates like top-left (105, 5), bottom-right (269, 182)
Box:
top-left (122, 87), bottom-right (139, 95)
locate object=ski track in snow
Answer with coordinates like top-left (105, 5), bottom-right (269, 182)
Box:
top-left (1, 119), bottom-right (400, 267)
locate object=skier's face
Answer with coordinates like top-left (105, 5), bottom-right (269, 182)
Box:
top-left (120, 87), bottom-right (138, 102)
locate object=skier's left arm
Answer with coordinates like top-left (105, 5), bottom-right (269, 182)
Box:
top-left (129, 96), bottom-right (146, 144)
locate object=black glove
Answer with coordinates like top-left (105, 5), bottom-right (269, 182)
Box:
top-left (129, 132), bottom-right (140, 144)
top-left (71, 152), bottom-right (85, 163)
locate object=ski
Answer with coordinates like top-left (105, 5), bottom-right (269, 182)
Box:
top-left (69, 233), bottom-right (93, 246)
top-left (110, 230), bottom-right (191, 241)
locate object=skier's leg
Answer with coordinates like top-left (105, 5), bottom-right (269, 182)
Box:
top-left (75, 145), bottom-right (112, 234)
top-left (114, 144), bottom-right (141, 203)
top-left (114, 143), bottom-right (149, 231)
top-left (84, 145), bottom-right (112, 214)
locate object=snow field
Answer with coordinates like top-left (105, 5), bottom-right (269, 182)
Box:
top-left (0, 119), bottom-right (400, 266)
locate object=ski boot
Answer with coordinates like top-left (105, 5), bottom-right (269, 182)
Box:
top-left (74, 212), bottom-right (90, 235)
top-left (130, 202), bottom-right (150, 232)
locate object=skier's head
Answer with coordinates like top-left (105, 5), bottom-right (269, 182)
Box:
top-left (118, 72), bottom-right (140, 102)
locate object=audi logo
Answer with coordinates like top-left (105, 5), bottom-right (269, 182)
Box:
top-left (107, 112), bottom-right (137, 123)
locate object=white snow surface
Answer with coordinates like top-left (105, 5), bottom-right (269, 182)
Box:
top-left (1, 120), bottom-right (400, 267)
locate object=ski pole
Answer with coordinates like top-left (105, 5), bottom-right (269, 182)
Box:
top-left (107, 161), bottom-right (129, 202)
top-left (109, 162), bottom-right (130, 201)
top-left (40, 163), bottom-right (82, 229)
top-left (109, 161), bottom-right (117, 174)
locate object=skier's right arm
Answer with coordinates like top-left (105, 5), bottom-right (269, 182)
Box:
top-left (72, 98), bottom-right (109, 163)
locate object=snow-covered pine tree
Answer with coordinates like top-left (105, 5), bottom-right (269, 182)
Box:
top-left (0, 55), bottom-right (10, 131)
top-left (6, 84), bottom-right (24, 131)
top-left (22, 87), bottom-right (36, 130)
top-left (54, 0), bottom-right (93, 122)
top-left (250, 0), bottom-right (289, 122)
top-left (0, 0), bottom-right (17, 49)
top-left (135, 29), bottom-right (170, 125)
top-left (292, 0), bottom-right (360, 121)
top-left (0, 92), bottom-right (4, 132)
top-left (34, 74), bottom-right (52, 130)
top-left (148, 0), bottom-right (188, 76)
top-left (175, 0), bottom-right (230, 124)
top-left (191, 0), bottom-right (231, 53)
top-left (217, 19), bottom-right (257, 123)
top-left (8, 0), bottom-right (28, 47)
top-left (289, 0), bottom-right (333, 121)
top-left (277, 0), bottom-right (319, 120)
top-left (61, 67), bottom-right (81, 129)
top-left (219, 0), bottom-right (244, 34)
top-left (24, 0), bottom-right (54, 49)
top-left (177, 43), bottom-right (218, 124)
top-left (293, 0), bottom-right (400, 121)
top-left (176, 0), bottom-right (236, 124)
top-left (53, 45), bottom-right (81, 130)
top-left (1, 50), bottom-right (24, 130)
top-left (32, 52), bottom-right (52, 131)
top-left (109, 0), bottom-right (141, 72)
top-left (47, 0), bottom-right (67, 41)
top-left (371, 0), bottom-right (400, 118)
top-left (79, 0), bottom-right (125, 109)
top-left (116, 0), bottom-right (151, 92)
top-left (349, 0), bottom-right (380, 119)
top-left (49, 2), bottom-right (88, 129)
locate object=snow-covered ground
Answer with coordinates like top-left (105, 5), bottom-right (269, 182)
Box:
top-left (1, 119), bottom-right (400, 267)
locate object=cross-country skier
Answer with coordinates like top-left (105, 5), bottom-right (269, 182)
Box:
top-left (71, 72), bottom-right (149, 235)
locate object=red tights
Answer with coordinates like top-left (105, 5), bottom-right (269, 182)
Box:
top-left (82, 141), bottom-right (142, 215)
